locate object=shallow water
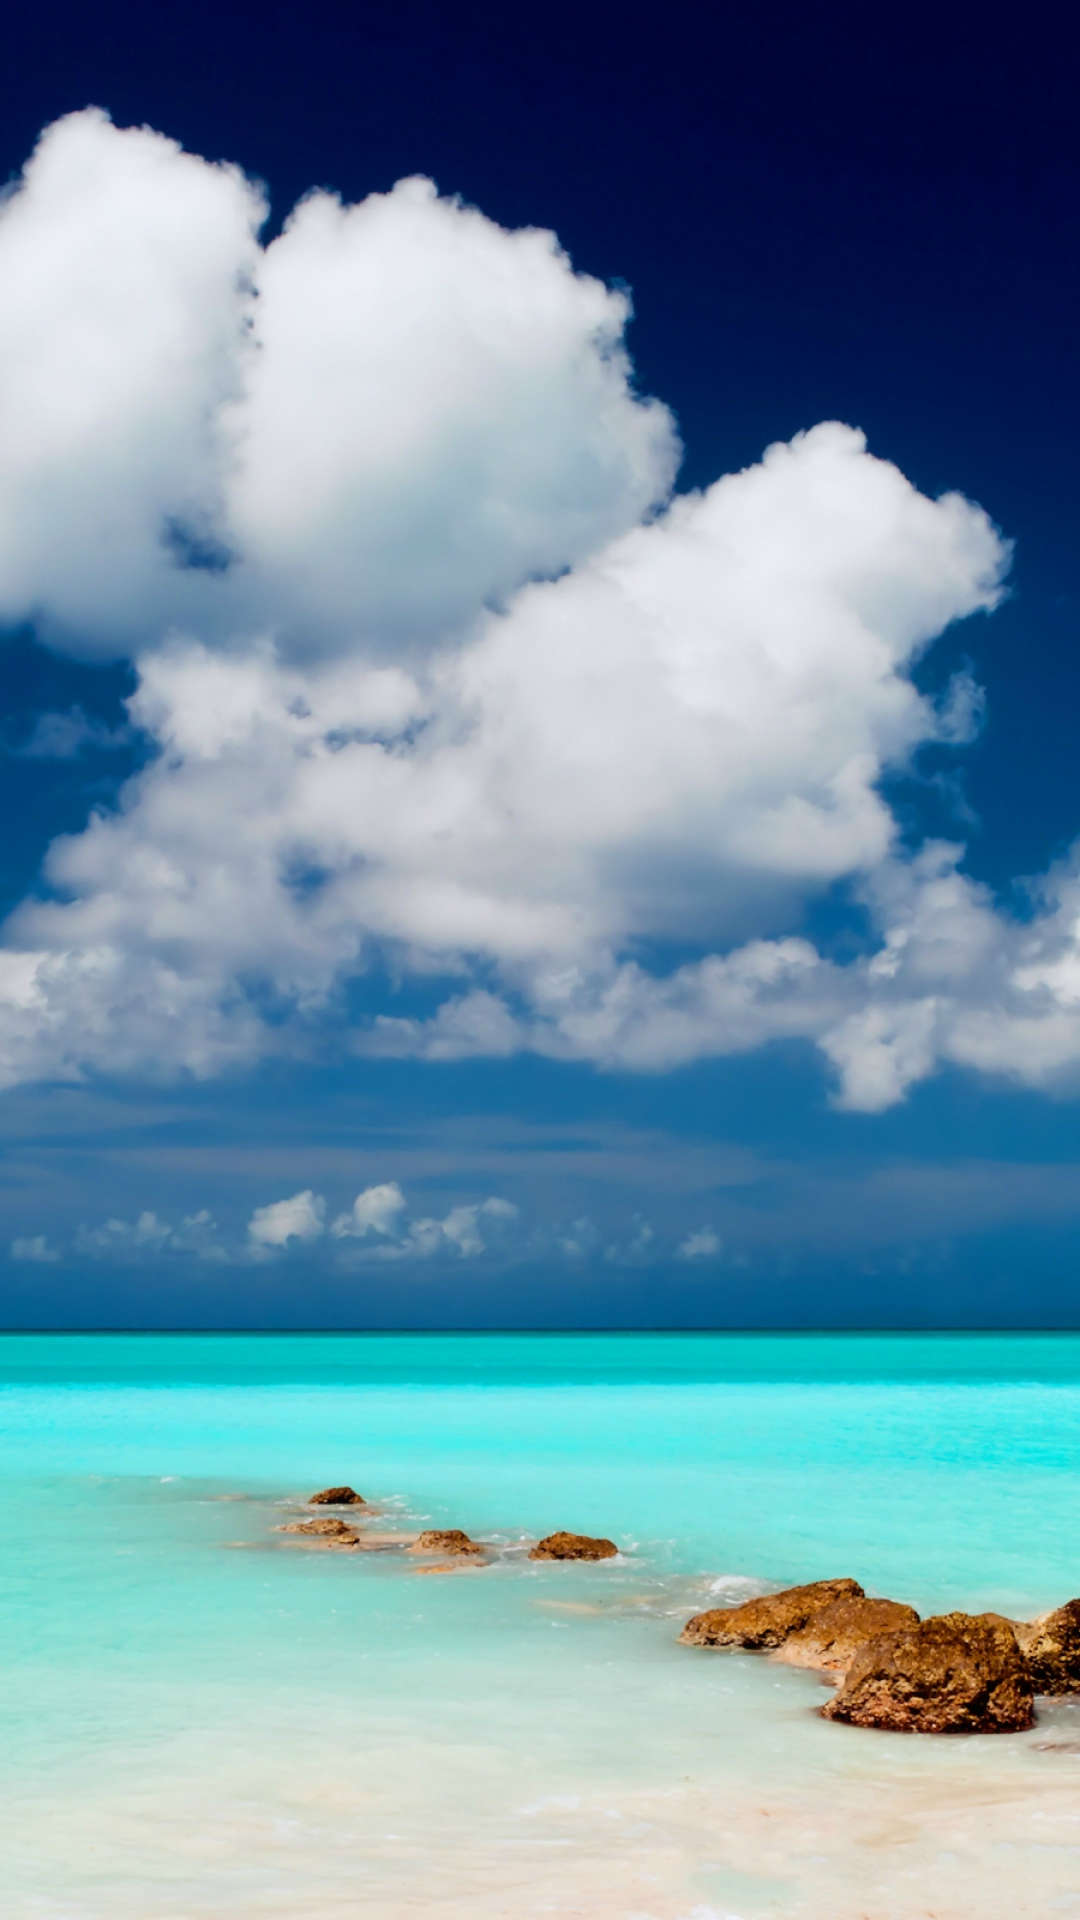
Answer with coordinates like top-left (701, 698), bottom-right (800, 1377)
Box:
top-left (2, 1331), bottom-right (1080, 1917)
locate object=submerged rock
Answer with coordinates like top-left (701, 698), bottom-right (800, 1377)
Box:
top-left (774, 1596), bottom-right (920, 1675)
top-left (822, 1611), bottom-right (1034, 1733)
top-left (309, 1486), bottom-right (365, 1506)
top-left (280, 1516), bottom-right (360, 1542)
top-left (528, 1531), bottom-right (618, 1561)
top-left (409, 1529), bottom-right (485, 1556)
top-left (1011, 1600), bottom-right (1080, 1694)
top-left (680, 1577), bottom-right (864, 1649)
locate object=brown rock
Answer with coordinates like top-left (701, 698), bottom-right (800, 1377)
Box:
top-left (409, 1529), bottom-right (485, 1556)
top-left (280, 1516), bottom-right (360, 1540)
top-left (679, 1578), bottom-right (864, 1649)
top-left (1012, 1600), bottom-right (1080, 1694)
top-left (528, 1531), bottom-right (619, 1561)
top-left (309, 1486), bottom-right (365, 1506)
top-left (822, 1611), bottom-right (1034, 1733)
top-left (773, 1596), bottom-right (920, 1675)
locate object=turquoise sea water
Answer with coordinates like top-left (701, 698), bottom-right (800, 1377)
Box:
top-left (2, 1331), bottom-right (1080, 1918)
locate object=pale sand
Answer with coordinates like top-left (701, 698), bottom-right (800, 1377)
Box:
top-left (5, 1732), bottom-right (1079, 1916)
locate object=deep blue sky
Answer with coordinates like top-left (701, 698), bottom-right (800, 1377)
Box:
top-left (2, 0), bottom-right (1080, 1326)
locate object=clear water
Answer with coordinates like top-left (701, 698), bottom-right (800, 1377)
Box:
top-left (2, 1331), bottom-right (1080, 1918)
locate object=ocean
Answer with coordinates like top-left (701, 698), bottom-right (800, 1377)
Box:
top-left (1, 1330), bottom-right (1079, 1918)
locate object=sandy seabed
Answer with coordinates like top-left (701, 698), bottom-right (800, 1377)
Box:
top-left (6, 1721), bottom-right (1080, 1920)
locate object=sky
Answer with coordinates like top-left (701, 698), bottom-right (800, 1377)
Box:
top-left (1, 0), bottom-right (1080, 1328)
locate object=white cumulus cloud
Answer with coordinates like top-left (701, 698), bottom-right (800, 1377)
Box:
top-left (0, 111), bottom-right (1077, 1115)
top-left (0, 110), bottom-right (674, 664)
top-left (11, 1186), bottom-right (519, 1266)
top-left (331, 1182), bottom-right (407, 1238)
top-left (0, 111), bottom-right (263, 659)
top-left (0, 418), bottom-right (1010, 1103)
top-left (338, 1193), bottom-right (519, 1261)
top-left (247, 1189), bottom-right (326, 1249)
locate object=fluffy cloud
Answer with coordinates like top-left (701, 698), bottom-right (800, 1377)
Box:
top-left (73, 1208), bottom-right (224, 1260)
top-left (0, 110), bottom-right (674, 663)
top-left (326, 1181), bottom-right (518, 1255)
top-left (330, 1187), bottom-right (518, 1260)
top-left (76, 1210), bottom-right (173, 1253)
top-left (433, 1198), bottom-right (517, 1257)
top-left (22, 1183), bottom-right (520, 1265)
top-left (247, 1190), bottom-right (325, 1249)
top-left (0, 418), bottom-right (1013, 1104)
top-left (1, 112), bottom-right (1078, 1113)
top-left (332, 1182), bottom-right (407, 1239)
top-left (0, 112), bottom-right (263, 659)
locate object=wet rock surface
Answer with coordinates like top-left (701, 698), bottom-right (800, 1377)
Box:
top-left (260, 1476), bottom-right (1074, 1740)
top-left (409, 1529), bottom-right (485, 1556)
top-left (773, 1596), bottom-right (921, 1675)
top-left (680, 1577), bottom-right (864, 1649)
top-left (528, 1531), bottom-right (619, 1561)
top-left (822, 1611), bottom-right (1034, 1733)
top-left (279, 1516), bottom-right (361, 1544)
top-left (1011, 1599), bottom-right (1080, 1694)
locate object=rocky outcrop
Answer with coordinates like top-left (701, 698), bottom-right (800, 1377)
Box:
top-left (280, 1516), bottom-right (360, 1543)
top-left (822, 1611), bottom-right (1034, 1733)
top-left (528, 1531), bottom-right (618, 1561)
top-left (309, 1486), bottom-right (365, 1506)
top-left (409, 1529), bottom-right (485, 1556)
top-left (680, 1577), bottom-right (864, 1649)
top-left (1011, 1599), bottom-right (1080, 1693)
top-left (773, 1596), bottom-right (920, 1675)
